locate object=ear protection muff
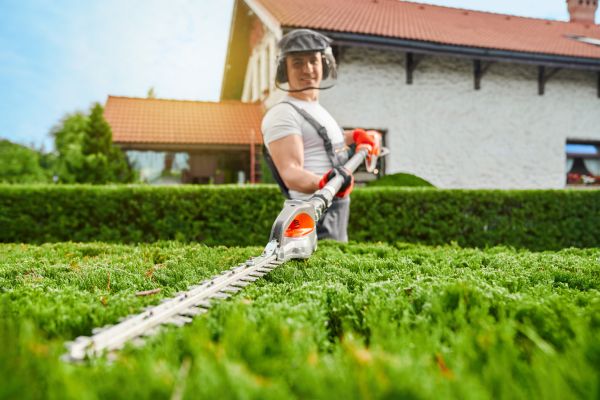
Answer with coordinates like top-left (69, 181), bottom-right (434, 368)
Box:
top-left (322, 47), bottom-right (336, 80)
top-left (276, 56), bottom-right (288, 84)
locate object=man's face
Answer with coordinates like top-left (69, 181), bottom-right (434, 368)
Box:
top-left (285, 51), bottom-right (323, 91)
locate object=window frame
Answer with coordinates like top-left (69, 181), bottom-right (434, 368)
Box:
top-left (566, 140), bottom-right (600, 186)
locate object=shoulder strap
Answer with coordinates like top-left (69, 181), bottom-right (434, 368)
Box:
top-left (262, 144), bottom-right (291, 199)
top-left (281, 101), bottom-right (340, 167)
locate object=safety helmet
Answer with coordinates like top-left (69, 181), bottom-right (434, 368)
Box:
top-left (275, 29), bottom-right (338, 90)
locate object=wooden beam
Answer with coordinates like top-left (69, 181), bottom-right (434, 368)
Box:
top-left (259, 46), bottom-right (269, 97)
top-left (473, 60), bottom-right (493, 90)
top-left (252, 53), bottom-right (260, 102)
top-left (332, 45), bottom-right (346, 65)
top-left (474, 60), bottom-right (481, 90)
top-left (538, 66), bottom-right (561, 96)
top-left (268, 35), bottom-right (277, 92)
top-left (406, 53), bottom-right (423, 84)
top-left (406, 53), bottom-right (414, 84)
top-left (241, 53), bottom-right (254, 102)
top-left (538, 66), bottom-right (545, 95)
top-left (250, 129), bottom-right (255, 184)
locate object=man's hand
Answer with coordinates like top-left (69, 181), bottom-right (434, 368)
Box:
top-left (352, 128), bottom-right (381, 157)
top-left (319, 167), bottom-right (354, 198)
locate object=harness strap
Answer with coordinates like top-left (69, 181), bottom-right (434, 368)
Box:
top-left (263, 101), bottom-right (347, 199)
top-left (263, 144), bottom-right (291, 199)
top-left (281, 101), bottom-right (342, 168)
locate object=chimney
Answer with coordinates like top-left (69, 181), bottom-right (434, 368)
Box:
top-left (566, 0), bottom-right (598, 24)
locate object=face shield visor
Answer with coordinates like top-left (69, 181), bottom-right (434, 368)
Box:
top-left (275, 29), bottom-right (338, 92)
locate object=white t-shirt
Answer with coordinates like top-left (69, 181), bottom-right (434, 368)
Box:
top-left (261, 96), bottom-right (345, 199)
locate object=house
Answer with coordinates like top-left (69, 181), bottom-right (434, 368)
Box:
top-left (222, 0), bottom-right (600, 188)
top-left (105, 96), bottom-right (264, 184)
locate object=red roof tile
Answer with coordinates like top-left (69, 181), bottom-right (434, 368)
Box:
top-left (105, 96), bottom-right (264, 145)
top-left (253, 0), bottom-right (600, 59)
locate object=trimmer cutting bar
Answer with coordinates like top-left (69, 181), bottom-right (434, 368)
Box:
top-left (64, 242), bottom-right (280, 362)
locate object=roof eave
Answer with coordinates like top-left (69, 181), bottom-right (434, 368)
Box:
top-left (115, 142), bottom-right (261, 152)
top-left (220, 0), bottom-right (242, 100)
top-left (221, 0), bottom-right (283, 101)
top-left (245, 0), bottom-right (282, 39)
top-left (322, 30), bottom-right (600, 71)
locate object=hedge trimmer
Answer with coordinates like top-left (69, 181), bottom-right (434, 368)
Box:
top-left (64, 144), bottom-right (388, 362)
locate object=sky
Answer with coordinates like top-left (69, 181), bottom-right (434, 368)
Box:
top-left (0, 0), bottom-right (578, 150)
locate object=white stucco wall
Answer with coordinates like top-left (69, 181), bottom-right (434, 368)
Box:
top-left (314, 47), bottom-right (600, 189)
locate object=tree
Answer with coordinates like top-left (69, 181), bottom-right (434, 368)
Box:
top-left (52, 103), bottom-right (134, 184)
top-left (147, 87), bottom-right (156, 99)
top-left (0, 139), bottom-right (49, 183)
top-left (51, 112), bottom-right (88, 183)
top-left (79, 104), bottom-right (113, 183)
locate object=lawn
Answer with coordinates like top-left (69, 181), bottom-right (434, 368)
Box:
top-left (1, 241), bottom-right (599, 399)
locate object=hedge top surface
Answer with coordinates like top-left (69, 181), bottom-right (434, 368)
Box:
top-left (1, 185), bottom-right (599, 250)
top-left (1, 241), bottom-right (599, 399)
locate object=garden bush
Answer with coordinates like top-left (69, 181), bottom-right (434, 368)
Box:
top-left (1, 185), bottom-right (599, 250)
top-left (350, 188), bottom-right (600, 250)
top-left (0, 241), bottom-right (598, 399)
top-left (365, 172), bottom-right (434, 187)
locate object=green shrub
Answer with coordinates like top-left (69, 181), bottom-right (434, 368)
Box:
top-left (0, 241), bottom-right (599, 399)
top-left (366, 172), bottom-right (434, 187)
top-left (0, 184), bottom-right (283, 246)
top-left (1, 185), bottom-right (599, 250)
top-left (51, 104), bottom-right (135, 184)
top-left (350, 188), bottom-right (600, 250)
top-left (0, 140), bottom-right (49, 183)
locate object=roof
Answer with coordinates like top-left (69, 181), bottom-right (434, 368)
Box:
top-left (105, 96), bottom-right (264, 146)
top-left (251, 0), bottom-right (600, 60)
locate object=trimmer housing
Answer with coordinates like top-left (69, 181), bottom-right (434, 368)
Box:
top-left (268, 199), bottom-right (319, 261)
top-left (267, 146), bottom-right (388, 262)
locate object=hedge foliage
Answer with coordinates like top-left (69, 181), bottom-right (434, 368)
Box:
top-left (350, 188), bottom-right (600, 250)
top-left (1, 185), bottom-right (599, 250)
top-left (0, 185), bottom-right (282, 246)
top-left (1, 241), bottom-right (599, 399)
top-left (365, 172), bottom-right (434, 187)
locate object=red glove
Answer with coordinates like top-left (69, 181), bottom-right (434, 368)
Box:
top-left (352, 128), bottom-right (381, 157)
top-left (319, 167), bottom-right (354, 198)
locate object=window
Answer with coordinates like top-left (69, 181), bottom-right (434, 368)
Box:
top-left (566, 141), bottom-right (600, 185)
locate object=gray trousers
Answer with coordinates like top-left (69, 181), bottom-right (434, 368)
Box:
top-left (316, 197), bottom-right (350, 242)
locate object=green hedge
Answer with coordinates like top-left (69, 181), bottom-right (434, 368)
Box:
top-left (365, 172), bottom-right (434, 187)
top-left (0, 185), bottom-right (282, 246)
top-left (1, 185), bottom-right (599, 250)
top-left (350, 188), bottom-right (600, 250)
top-left (2, 242), bottom-right (599, 398)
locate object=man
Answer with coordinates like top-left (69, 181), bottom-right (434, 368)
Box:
top-left (261, 29), bottom-right (380, 242)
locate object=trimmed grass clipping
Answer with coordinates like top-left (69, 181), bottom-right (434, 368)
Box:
top-left (1, 241), bottom-right (599, 399)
